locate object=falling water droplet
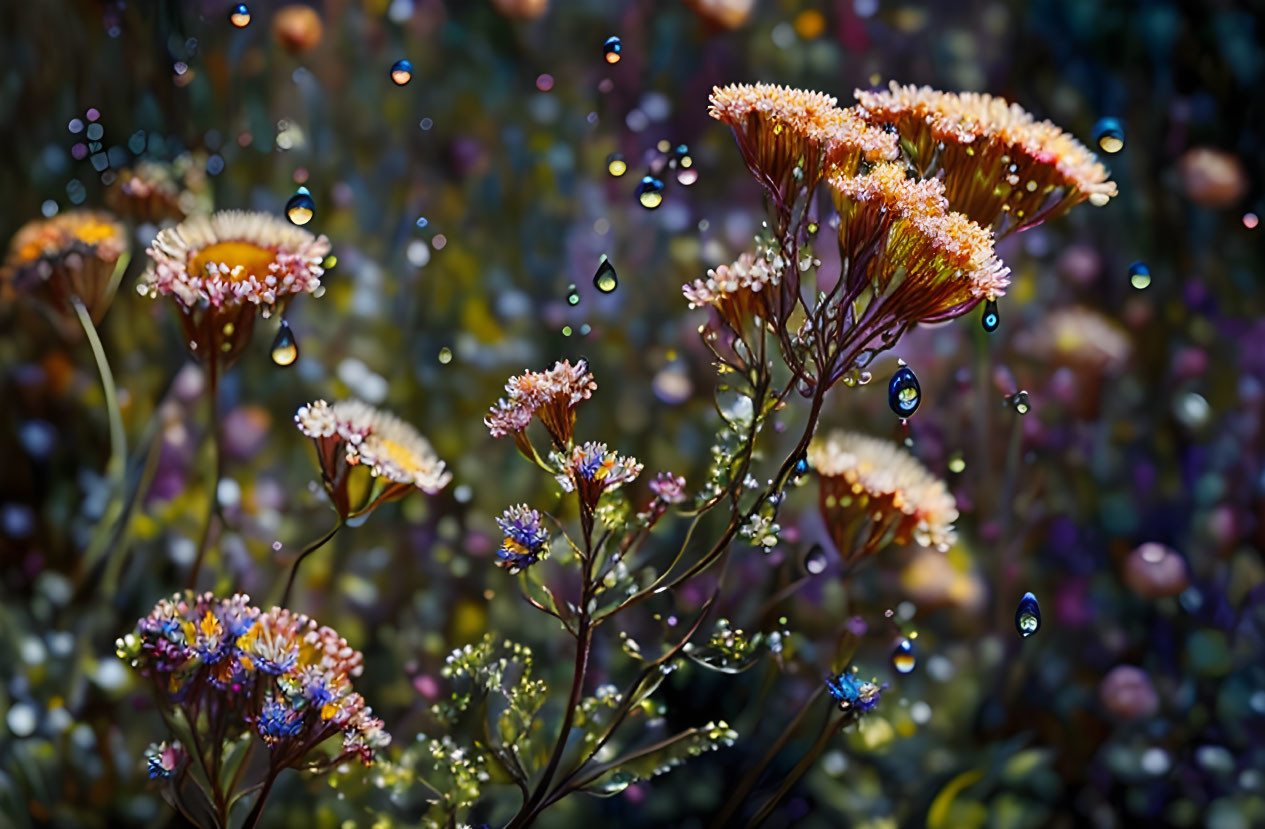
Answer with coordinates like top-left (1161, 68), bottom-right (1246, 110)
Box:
top-left (438, 347), bottom-right (453, 364)
top-left (270, 321), bottom-right (298, 366)
top-left (390, 59), bottom-right (413, 86)
top-left (1092, 117), bottom-right (1125, 154)
top-left (1008, 389), bottom-right (1030, 415)
top-left (804, 544), bottom-right (828, 575)
top-left (891, 639), bottom-right (916, 674)
top-left (229, 3), bottom-right (251, 27)
top-left (606, 153), bottom-right (627, 177)
top-left (285, 191), bottom-right (315, 226)
top-left (603, 36), bottom-right (622, 64)
top-left (566, 283), bottom-right (580, 305)
top-left (1015, 592), bottom-right (1041, 637)
top-left (888, 366), bottom-right (921, 417)
top-left (593, 259), bottom-right (618, 293)
top-left (1129, 261), bottom-right (1151, 290)
top-left (637, 175), bottom-right (664, 209)
top-left (981, 298), bottom-right (999, 333)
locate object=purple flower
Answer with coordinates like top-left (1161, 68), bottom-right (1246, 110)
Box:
top-left (495, 505), bottom-right (549, 570)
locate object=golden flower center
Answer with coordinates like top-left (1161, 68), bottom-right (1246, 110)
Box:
top-left (374, 438), bottom-right (418, 472)
top-left (189, 241), bottom-right (277, 282)
top-left (74, 222), bottom-right (117, 245)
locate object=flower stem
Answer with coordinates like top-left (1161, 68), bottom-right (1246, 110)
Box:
top-left (277, 522), bottom-right (342, 607)
top-left (746, 704), bottom-right (846, 827)
top-left (187, 360), bottom-right (221, 589)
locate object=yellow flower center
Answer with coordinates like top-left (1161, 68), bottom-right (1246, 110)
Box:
top-left (189, 241), bottom-right (277, 282)
top-left (74, 221), bottom-right (117, 245)
top-left (374, 438), bottom-right (417, 473)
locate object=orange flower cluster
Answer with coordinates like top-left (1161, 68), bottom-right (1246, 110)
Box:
top-left (1, 210), bottom-right (128, 323)
top-left (854, 82), bottom-right (1117, 234)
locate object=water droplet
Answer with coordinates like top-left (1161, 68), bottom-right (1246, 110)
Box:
top-left (229, 3), bottom-right (251, 27)
top-left (888, 366), bottom-right (921, 417)
top-left (677, 167), bottom-right (699, 186)
top-left (1244, 212), bottom-right (1259, 229)
top-left (1007, 389), bottom-right (1030, 415)
top-left (1092, 117), bottom-right (1124, 154)
top-left (637, 175), bottom-right (664, 209)
top-left (1129, 261), bottom-right (1151, 290)
top-left (892, 638), bottom-right (916, 674)
top-left (1015, 592), bottom-right (1041, 637)
top-left (438, 347), bottom-right (453, 364)
top-left (415, 217), bottom-right (428, 229)
top-left (566, 283), bottom-right (580, 305)
top-left (603, 36), bottom-right (622, 64)
top-left (981, 298), bottom-right (999, 333)
top-left (793, 453), bottom-right (809, 479)
top-left (606, 153), bottom-right (627, 177)
top-left (804, 544), bottom-right (828, 575)
top-left (561, 325), bottom-right (573, 337)
top-left (390, 60), bottom-right (413, 86)
top-left (593, 259), bottom-right (618, 293)
top-left (270, 321), bottom-right (298, 366)
top-left (285, 191), bottom-right (315, 226)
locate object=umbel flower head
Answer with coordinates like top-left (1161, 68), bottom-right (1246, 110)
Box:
top-left (496, 505), bottom-right (550, 571)
top-left (1, 209), bottom-right (129, 325)
top-left (807, 430), bottom-right (958, 562)
top-left (139, 210), bottom-right (330, 368)
top-left (118, 592), bottom-right (389, 768)
top-left (555, 441), bottom-right (643, 534)
top-left (296, 399), bottom-right (451, 521)
top-left (485, 358), bottom-right (597, 453)
top-left (683, 252), bottom-right (782, 334)
top-left (708, 83), bottom-right (897, 227)
top-left (854, 82), bottom-right (1117, 234)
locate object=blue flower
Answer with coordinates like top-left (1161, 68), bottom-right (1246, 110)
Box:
top-left (257, 698), bottom-right (304, 744)
top-left (826, 670), bottom-right (884, 713)
top-left (495, 505), bottom-right (549, 570)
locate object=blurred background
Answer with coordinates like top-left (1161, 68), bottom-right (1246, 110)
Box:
top-left (1, 0), bottom-right (1264, 826)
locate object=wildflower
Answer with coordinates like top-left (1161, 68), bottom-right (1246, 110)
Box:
top-left (555, 441), bottom-right (643, 501)
top-left (105, 157), bottom-right (212, 223)
top-left (709, 84), bottom-right (893, 223)
top-left (1, 210), bottom-right (129, 324)
top-left (808, 430), bottom-right (958, 562)
top-left (139, 210), bottom-right (330, 367)
top-left (1122, 543), bottom-right (1190, 599)
top-left (649, 473), bottom-right (688, 505)
top-left (495, 505), bottom-right (550, 571)
top-left (144, 741), bottom-right (184, 779)
top-left (296, 398), bottom-right (451, 520)
top-left (485, 359), bottom-right (597, 450)
top-left (825, 669), bottom-right (884, 713)
top-left (854, 82), bottom-right (1117, 233)
top-left (682, 252), bottom-right (781, 333)
top-left (120, 591), bottom-right (390, 771)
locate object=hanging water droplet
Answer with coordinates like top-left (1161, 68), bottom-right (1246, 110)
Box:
top-left (803, 544), bottom-right (828, 575)
top-left (1015, 592), bottom-right (1041, 637)
top-left (270, 321), bottom-right (298, 366)
top-left (792, 453), bottom-right (809, 479)
top-left (593, 259), bottom-right (618, 293)
top-left (1129, 261), bottom-right (1151, 290)
top-left (437, 347), bottom-right (453, 365)
top-left (637, 175), bottom-right (664, 209)
top-left (1008, 389), bottom-right (1030, 415)
top-left (285, 191), bottom-right (315, 226)
top-left (390, 59), bottom-right (413, 86)
top-left (1092, 117), bottom-right (1124, 154)
top-left (229, 3), bottom-right (250, 27)
top-left (566, 283), bottom-right (580, 305)
top-left (888, 366), bottom-right (921, 417)
top-left (982, 298), bottom-right (999, 333)
top-left (606, 153), bottom-right (627, 177)
top-left (603, 35), bottom-right (622, 64)
top-left (891, 638), bottom-right (916, 674)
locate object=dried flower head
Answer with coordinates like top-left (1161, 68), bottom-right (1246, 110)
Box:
top-left (105, 157), bottom-right (212, 223)
top-left (682, 252), bottom-right (781, 332)
top-left (808, 430), bottom-right (958, 561)
top-left (296, 399), bottom-right (451, 520)
top-left (709, 83), bottom-right (851, 219)
top-left (855, 82), bottom-right (1117, 233)
top-left (139, 210), bottom-right (330, 366)
top-left (485, 359), bottom-right (597, 449)
top-left (1013, 306), bottom-right (1132, 373)
top-left (119, 592), bottom-right (388, 768)
top-left (2, 210), bottom-right (129, 324)
top-left (496, 505), bottom-right (550, 571)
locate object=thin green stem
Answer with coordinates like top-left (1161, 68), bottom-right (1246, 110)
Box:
top-left (277, 522), bottom-right (343, 607)
top-left (746, 704), bottom-right (847, 827)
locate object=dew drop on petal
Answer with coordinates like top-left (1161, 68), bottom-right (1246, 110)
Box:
top-left (593, 259), bottom-right (618, 293)
top-left (1015, 591), bottom-right (1041, 637)
top-left (270, 321), bottom-right (298, 367)
top-left (888, 366), bottom-right (920, 417)
top-left (982, 298), bottom-right (999, 333)
top-left (1092, 117), bottom-right (1125, 154)
top-left (603, 36), bottom-right (622, 64)
top-left (892, 638), bottom-right (916, 674)
top-left (390, 60), bottom-right (413, 86)
top-left (285, 191), bottom-right (315, 225)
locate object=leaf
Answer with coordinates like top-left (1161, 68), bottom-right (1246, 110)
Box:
top-left (218, 733), bottom-right (254, 795)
